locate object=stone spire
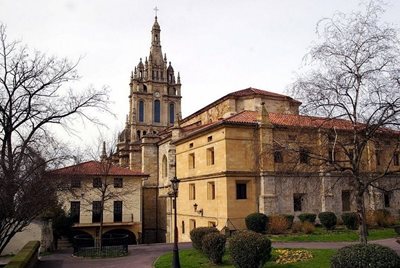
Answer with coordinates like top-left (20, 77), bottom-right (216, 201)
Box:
top-left (150, 16), bottom-right (163, 65)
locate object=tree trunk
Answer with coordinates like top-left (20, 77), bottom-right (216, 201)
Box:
top-left (356, 191), bottom-right (368, 245)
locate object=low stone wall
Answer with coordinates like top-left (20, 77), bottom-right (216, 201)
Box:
top-left (4, 241), bottom-right (40, 268)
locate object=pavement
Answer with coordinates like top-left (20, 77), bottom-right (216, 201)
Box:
top-left (34, 238), bottom-right (400, 268)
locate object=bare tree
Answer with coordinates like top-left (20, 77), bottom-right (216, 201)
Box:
top-left (290, 1), bottom-right (400, 244)
top-left (0, 24), bottom-right (109, 253)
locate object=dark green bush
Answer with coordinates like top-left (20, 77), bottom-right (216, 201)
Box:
top-left (201, 232), bottom-right (226, 264)
top-left (189, 227), bottom-right (219, 251)
top-left (341, 212), bottom-right (359, 230)
top-left (298, 213), bottom-right (316, 224)
top-left (283, 214), bottom-right (294, 229)
top-left (318, 212), bottom-right (337, 230)
top-left (331, 244), bottom-right (400, 268)
top-left (245, 213), bottom-right (268, 233)
top-left (229, 230), bottom-right (272, 268)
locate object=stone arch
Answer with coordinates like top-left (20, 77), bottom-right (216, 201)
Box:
top-left (102, 229), bottom-right (137, 245)
top-left (72, 230), bottom-right (94, 247)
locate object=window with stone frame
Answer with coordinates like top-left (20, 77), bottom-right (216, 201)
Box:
top-left (92, 201), bottom-right (102, 223)
top-left (274, 148), bottom-right (283, 163)
top-left (299, 148), bottom-right (310, 164)
top-left (393, 152), bottom-right (399, 166)
top-left (236, 182), bottom-right (247, 200)
top-left (207, 182), bottom-right (216, 200)
top-left (293, 193), bottom-right (304, 212)
top-left (189, 219), bottom-right (196, 231)
top-left (342, 190), bottom-right (351, 211)
top-left (182, 221), bottom-right (185, 234)
top-left (206, 147), bottom-right (215, 165)
top-left (384, 192), bottom-right (391, 208)
top-left (71, 178), bottom-right (81, 188)
top-left (114, 177), bottom-right (123, 188)
top-left (189, 183), bottom-right (196, 200)
top-left (93, 177), bottom-right (102, 188)
top-left (189, 153), bottom-right (195, 169)
top-left (162, 155), bottom-right (168, 178)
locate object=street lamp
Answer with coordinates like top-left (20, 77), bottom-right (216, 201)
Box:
top-left (170, 176), bottom-right (181, 268)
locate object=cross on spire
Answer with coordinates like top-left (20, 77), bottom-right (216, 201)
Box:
top-left (154, 6), bottom-right (159, 17)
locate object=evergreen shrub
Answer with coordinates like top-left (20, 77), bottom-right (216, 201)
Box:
top-left (229, 230), bottom-right (272, 268)
top-left (331, 244), bottom-right (400, 268)
top-left (189, 227), bottom-right (219, 251)
top-left (245, 213), bottom-right (268, 233)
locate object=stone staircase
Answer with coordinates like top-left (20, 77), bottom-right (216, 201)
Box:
top-left (57, 237), bottom-right (73, 250)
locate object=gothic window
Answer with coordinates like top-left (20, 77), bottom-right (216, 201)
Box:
top-left (140, 71), bottom-right (143, 79)
top-left (154, 100), bottom-right (161, 123)
top-left (137, 130), bottom-right (141, 140)
top-left (139, 100), bottom-right (144, 122)
top-left (274, 148), bottom-right (283, 163)
top-left (169, 103), bottom-right (175, 124)
top-left (143, 85), bottom-right (147, 92)
top-left (162, 155), bottom-right (168, 178)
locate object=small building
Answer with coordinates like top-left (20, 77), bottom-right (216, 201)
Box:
top-left (52, 160), bottom-right (148, 244)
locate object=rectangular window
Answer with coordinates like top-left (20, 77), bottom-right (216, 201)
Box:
top-left (189, 183), bottom-right (196, 200)
top-left (92, 201), bottom-right (102, 223)
top-left (394, 152), bottom-right (399, 166)
top-left (384, 193), bottom-right (391, 208)
top-left (293, 193), bottom-right (303, 212)
top-left (189, 153), bottom-right (195, 169)
top-left (208, 182), bottom-right (216, 200)
top-left (71, 178), bottom-right (81, 188)
top-left (207, 136), bottom-right (213, 142)
top-left (182, 221), bottom-right (185, 234)
top-left (189, 219), bottom-right (196, 231)
top-left (114, 178), bottom-right (123, 188)
top-left (114, 201), bottom-right (123, 222)
top-left (299, 148), bottom-right (310, 164)
top-left (93, 177), bottom-right (102, 188)
top-left (342, 191), bottom-right (351, 211)
top-left (274, 149), bottom-right (283, 163)
top-left (70, 201), bottom-right (80, 223)
top-left (207, 147), bottom-right (215, 165)
top-left (236, 182), bottom-right (247, 200)
top-left (375, 151), bottom-right (381, 166)
top-left (189, 143), bottom-right (194, 148)
top-left (208, 221), bottom-right (216, 227)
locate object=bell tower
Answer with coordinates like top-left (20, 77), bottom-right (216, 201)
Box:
top-left (116, 16), bottom-right (182, 170)
top-left (129, 16), bottom-right (182, 141)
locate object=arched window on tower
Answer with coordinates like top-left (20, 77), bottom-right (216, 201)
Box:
top-left (154, 100), bottom-right (161, 123)
top-left (139, 100), bottom-right (144, 122)
top-left (169, 103), bottom-right (175, 124)
top-left (143, 85), bottom-right (147, 92)
top-left (162, 155), bottom-right (167, 178)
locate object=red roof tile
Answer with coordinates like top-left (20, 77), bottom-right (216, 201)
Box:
top-left (50, 161), bottom-right (148, 177)
top-left (221, 110), bottom-right (399, 135)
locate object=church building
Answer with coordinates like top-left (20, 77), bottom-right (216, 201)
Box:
top-left (115, 16), bottom-right (400, 244)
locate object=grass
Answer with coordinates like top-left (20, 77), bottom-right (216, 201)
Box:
top-left (154, 248), bottom-right (337, 268)
top-left (269, 227), bottom-right (397, 242)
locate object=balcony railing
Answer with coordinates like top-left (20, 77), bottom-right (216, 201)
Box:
top-left (73, 213), bottom-right (134, 225)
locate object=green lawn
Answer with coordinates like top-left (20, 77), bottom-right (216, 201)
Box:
top-left (154, 248), bottom-right (337, 268)
top-left (269, 227), bottom-right (397, 242)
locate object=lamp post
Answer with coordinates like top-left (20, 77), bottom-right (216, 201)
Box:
top-left (170, 176), bottom-right (181, 268)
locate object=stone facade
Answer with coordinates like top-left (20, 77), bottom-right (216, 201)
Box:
top-left (114, 16), bottom-right (400, 244)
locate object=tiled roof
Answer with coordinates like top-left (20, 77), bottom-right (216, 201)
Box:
top-left (228, 87), bottom-right (298, 101)
top-left (180, 87), bottom-right (301, 124)
top-left (50, 161), bottom-right (148, 176)
top-left (223, 110), bottom-right (399, 134)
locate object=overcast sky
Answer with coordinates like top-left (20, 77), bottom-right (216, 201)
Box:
top-left (1, 0), bottom-right (400, 149)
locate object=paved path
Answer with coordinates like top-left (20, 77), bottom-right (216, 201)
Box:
top-left (37, 243), bottom-right (192, 268)
top-left (37, 238), bottom-right (400, 268)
